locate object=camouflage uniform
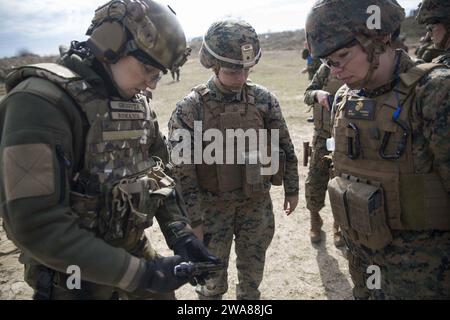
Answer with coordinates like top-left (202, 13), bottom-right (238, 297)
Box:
top-left (307, 0), bottom-right (450, 299)
top-left (168, 20), bottom-right (299, 300)
top-left (0, 0), bottom-right (213, 300)
top-left (303, 64), bottom-right (344, 244)
top-left (302, 48), bottom-right (322, 80)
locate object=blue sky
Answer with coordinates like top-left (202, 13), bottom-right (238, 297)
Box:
top-left (0, 0), bottom-right (422, 58)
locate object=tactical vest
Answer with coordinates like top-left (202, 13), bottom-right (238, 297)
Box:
top-left (5, 63), bottom-right (171, 247)
top-left (313, 70), bottom-right (344, 135)
top-left (193, 83), bottom-right (274, 196)
top-left (328, 63), bottom-right (450, 251)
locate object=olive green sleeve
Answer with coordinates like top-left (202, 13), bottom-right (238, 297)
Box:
top-left (0, 90), bottom-right (146, 292)
top-left (148, 107), bottom-right (169, 164)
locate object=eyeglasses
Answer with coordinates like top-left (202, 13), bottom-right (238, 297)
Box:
top-left (320, 39), bottom-right (358, 69)
top-left (321, 49), bottom-right (354, 69)
top-left (142, 64), bottom-right (163, 83)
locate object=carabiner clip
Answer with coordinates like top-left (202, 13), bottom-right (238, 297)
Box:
top-left (347, 122), bottom-right (361, 160)
top-left (379, 118), bottom-right (409, 160)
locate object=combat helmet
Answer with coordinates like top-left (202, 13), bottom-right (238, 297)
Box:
top-left (305, 0), bottom-right (405, 59)
top-left (199, 20), bottom-right (262, 70)
top-left (305, 0), bottom-right (405, 88)
top-left (416, 0), bottom-right (450, 49)
top-left (416, 0), bottom-right (450, 25)
top-left (86, 0), bottom-right (190, 73)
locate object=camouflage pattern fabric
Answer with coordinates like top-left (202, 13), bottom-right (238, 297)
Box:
top-left (434, 50), bottom-right (450, 67)
top-left (199, 20), bottom-right (261, 69)
top-left (305, 136), bottom-right (331, 213)
top-left (304, 64), bottom-right (342, 212)
top-left (88, 0), bottom-right (190, 71)
top-left (195, 194), bottom-right (275, 299)
top-left (346, 231), bottom-right (450, 299)
top-left (168, 77), bottom-right (298, 298)
top-left (334, 50), bottom-right (450, 299)
top-left (306, 0), bottom-right (405, 58)
top-left (416, 0), bottom-right (450, 25)
top-left (417, 43), bottom-right (445, 62)
top-left (168, 77), bottom-right (299, 226)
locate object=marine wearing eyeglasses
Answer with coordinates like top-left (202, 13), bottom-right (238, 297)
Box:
top-left (306, 0), bottom-right (450, 299)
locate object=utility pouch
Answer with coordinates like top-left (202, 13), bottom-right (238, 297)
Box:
top-left (69, 191), bottom-right (100, 230)
top-left (346, 180), bottom-right (393, 250)
top-left (242, 151), bottom-right (264, 197)
top-left (327, 176), bottom-right (351, 229)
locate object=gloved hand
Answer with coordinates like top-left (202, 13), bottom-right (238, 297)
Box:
top-left (174, 234), bottom-right (220, 264)
top-left (173, 235), bottom-right (221, 285)
top-left (138, 255), bottom-right (189, 293)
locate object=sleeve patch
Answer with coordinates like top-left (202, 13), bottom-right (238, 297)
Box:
top-left (3, 143), bottom-right (55, 201)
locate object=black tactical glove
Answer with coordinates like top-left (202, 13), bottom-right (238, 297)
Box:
top-left (173, 235), bottom-right (221, 285)
top-left (174, 235), bottom-right (220, 263)
top-left (138, 255), bottom-right (189, 293)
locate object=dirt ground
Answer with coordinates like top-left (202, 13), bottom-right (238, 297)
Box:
top-left (0, 50), bottom-right (353, 300)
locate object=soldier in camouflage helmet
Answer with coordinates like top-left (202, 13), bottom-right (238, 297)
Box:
top-left (168, 20), bottom-right (299, 299)
top-left (304, 63), bottom-right (345, 246)
top-left (415, 32), bottom-right (445, 62)
top-left (416, 0), bottom-right (450, 66)
top-left (307, 0), bottom-right (450, 299)
top-left (0, 0), bottom-right (219, 300)
top-left (302, 42), bottom-right (322, 80)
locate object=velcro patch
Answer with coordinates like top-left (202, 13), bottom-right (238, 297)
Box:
top-left (110, 101), bottom-right (145, 113)
top-left (345, 99), bottom-right (376, 120)
top-left (110, 112), bottom-right (145, 120)
top-left (2, 144), bottom-right (55, 201)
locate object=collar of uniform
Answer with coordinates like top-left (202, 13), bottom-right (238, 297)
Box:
top-left (207, 76), bottom-right (245, 103)
top-left (363, 50), bottom-right (415, 98)
top-left (59, 51), bottom-right (111, 98)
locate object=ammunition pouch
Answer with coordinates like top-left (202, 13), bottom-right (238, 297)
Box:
top-left (313, 103), bottom-right (331, 134)
top-left (328, 175), bottom-right (393, 251)
top-left (242, 151), bottom-right (264, 198)
top-left (70, 160), bottom-right (176, 248)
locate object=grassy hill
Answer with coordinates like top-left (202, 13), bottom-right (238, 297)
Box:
top-left (0, 16), bottom-right (426, 88)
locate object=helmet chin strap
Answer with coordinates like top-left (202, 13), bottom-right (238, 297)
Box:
top-left (349, 35), bottom-right (386, 90)
top-left (102, 62), bottom-right (135, 99)
top-left (213, 76), bottom-right (243, 94)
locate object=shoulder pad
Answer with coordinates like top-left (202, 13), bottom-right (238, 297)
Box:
top-left (399, 63), bottom-right (445, 88)
top-left (5, 63), bottom-right (82, 93)
top-left (191, 84), bottom-right (209, 96)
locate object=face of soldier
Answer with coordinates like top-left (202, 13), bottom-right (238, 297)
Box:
top-left (427, 23), bottom-right (450, 49)
top-left (110, 55), bottom-right (162, 98)
top-left (326, 44), bottom-right (370, 87)
top-left (217, 67), bottom-right (250, 91)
